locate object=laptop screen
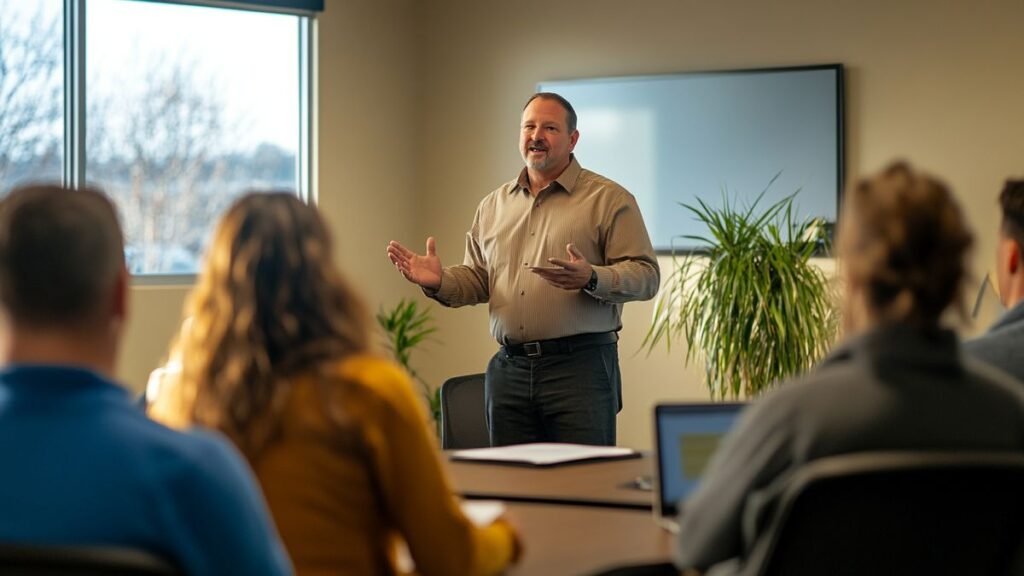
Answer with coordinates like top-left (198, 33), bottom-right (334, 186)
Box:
top-left (655, 403), bottom-right (746, 518)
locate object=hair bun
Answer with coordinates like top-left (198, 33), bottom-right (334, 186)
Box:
top-left (843, 161), bottom-right (973, 326)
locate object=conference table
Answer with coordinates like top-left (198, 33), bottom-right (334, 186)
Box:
top-left (504, 502), bottom-right (674, 575)
top-left (448, 452), bottom-right (654, 510)
top-left (446, 452), bottom-right (675, 574)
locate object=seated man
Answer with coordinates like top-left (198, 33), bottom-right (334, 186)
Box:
top-left (0, 184), bottom-right (291, 576)
top-left (964, 179), bottom-right (1024, 382)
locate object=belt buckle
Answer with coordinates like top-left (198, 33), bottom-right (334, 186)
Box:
top-left (523, 342), bottom-right (542, 357)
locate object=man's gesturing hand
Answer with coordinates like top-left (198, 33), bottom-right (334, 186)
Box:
top-left (386, 237), bottom-right (442, 290)
top-left (530, 243), bottom-right (594, 291)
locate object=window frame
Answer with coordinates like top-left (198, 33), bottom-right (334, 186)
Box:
top-left (60, 0), bottom-right (316, 285)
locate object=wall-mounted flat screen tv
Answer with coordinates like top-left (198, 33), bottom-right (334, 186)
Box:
top-left (539, 64), bottom-right (844, 252)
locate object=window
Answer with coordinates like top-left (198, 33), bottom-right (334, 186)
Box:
top-left (0, 1), bottom-right (63, 189)
top-left (0, 0), bottom-right (315, 277)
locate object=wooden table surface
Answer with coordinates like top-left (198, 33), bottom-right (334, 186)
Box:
top-left (505, 501), bottom-right (674, 575)
top-left (447, 452), bottom-right (655, 510)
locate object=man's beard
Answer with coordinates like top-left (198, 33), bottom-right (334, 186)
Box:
top-left (524, 141), bottom-right (552, 171)
top-left (525, 154), bottom-right (553, 171)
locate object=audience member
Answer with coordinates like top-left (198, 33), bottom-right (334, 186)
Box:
top-left (149, 192), bottom-right (520, 576)
top-left (674, 163), bottom-right (1024, 575)
top-left (0, 184), bottom-right (291, 576)
top-left (964, 179), bottom-right (1024, 382)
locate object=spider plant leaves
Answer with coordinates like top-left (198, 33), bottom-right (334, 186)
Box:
top-left (643, 184), bottom-right (838, 400)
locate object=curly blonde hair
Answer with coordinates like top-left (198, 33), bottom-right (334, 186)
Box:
top-left (839, 161), bottom-right (974, 330)
top-left (159, 192), bottom-right (371, 457)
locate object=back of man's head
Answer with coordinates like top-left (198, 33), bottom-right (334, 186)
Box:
top-left (1000, 179), bottom-right (1024, 248)
top-left (0, 184), bottom-right (125, 331)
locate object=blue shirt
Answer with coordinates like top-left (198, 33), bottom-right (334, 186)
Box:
top-left (964, 300), bottom-right (1024, 385)
top-left (0, 365), bottom-right (292, 576)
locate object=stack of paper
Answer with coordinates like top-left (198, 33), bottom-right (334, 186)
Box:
top-left (450, 442), bottom-right (639, 466)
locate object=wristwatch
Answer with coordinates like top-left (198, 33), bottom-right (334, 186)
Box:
top-left (584, 269), bottom-right (598, 292)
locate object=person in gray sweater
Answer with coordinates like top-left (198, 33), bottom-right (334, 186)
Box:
top-left (964, 179), bottom-right (1024, 382)
top-left (674, 162), bottom-right (1024, 576)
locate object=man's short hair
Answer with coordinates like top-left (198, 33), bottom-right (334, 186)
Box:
top-left (0, 183), bottom-right (125, 327)
top-left (999, 179), bottom-right (1024, 249)
top-left (524, 92), bottom-right (578, 133)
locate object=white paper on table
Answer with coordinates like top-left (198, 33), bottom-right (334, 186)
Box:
top-left (450, 442), bottom-right (637, 466)
top-left (460, 499), bottom-right (506, 526)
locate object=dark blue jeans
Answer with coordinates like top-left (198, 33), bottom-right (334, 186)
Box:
top-left (484, 342), bottom-right (621, 446)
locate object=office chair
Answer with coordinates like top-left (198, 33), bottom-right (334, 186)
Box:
top-left (439, 373), bottom-right (490, 449)
top-left (0, 543), bottom-right (179, 575)
top-left (746, 451), bottom-right (1024, 576)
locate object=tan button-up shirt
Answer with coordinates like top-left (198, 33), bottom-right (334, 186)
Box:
top-left (429, 157), bottom-right (660, 344)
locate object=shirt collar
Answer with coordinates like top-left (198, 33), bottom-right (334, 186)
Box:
top-left (988, 300), bottom-right (1024, 333)
top-left (0, 364), bottom-right (126, 399)
top-left (820, 323), bottom-right (962, 375)
top-left (512, 155), bottom-right (583, 195)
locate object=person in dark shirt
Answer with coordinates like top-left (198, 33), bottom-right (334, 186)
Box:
top-left (674, 162), bottom-right (1024, 576)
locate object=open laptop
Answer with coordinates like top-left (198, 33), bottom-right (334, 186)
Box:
top-left (652, 402), bottom-right (746, 532)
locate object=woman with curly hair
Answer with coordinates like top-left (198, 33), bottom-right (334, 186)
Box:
top-left (149, 192), bottom-right (519, 576)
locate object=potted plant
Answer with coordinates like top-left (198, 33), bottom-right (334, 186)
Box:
top-left (644, 183), bottom-right (838, 399)
top-left (377, 299), bottom-right (442, 426)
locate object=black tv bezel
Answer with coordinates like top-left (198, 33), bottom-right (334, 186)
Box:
top-left (538, 63), bottom-right (846, 256)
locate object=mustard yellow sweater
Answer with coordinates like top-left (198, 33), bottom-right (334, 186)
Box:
top-left (151, 355), bottom-right (517, 576)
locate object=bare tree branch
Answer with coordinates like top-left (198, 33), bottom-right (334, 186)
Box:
top-left (0, 4), bottom-right (62, 188)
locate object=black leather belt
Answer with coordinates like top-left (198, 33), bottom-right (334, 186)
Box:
top-left (501, 331), bottom-right (619, 358)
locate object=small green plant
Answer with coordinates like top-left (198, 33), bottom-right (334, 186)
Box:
top-left (644, 179), bottom-right (838, 399)
top-left (377, 298), bottom-right (442, 424)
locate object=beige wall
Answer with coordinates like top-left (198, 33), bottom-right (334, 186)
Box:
top-left (414, 0), bottom-right (1024, 449)
top-left (118, 0), bottom-right (1024, 449)
top-left (117, 284), bottom-right (189, 394)
top-left (314, 0), bottom-right (424, 312)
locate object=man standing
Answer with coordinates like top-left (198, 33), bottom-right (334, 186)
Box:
top-left (965, 179), bottom-right (1024, 382)
top-left (0, 184), bottom-right (291, 575)
top-left (387, 93), bottom-right (659, 446)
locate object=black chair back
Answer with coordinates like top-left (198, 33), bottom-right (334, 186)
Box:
top-left (749, 452), bottom-right (1024, 576)
top-left (0, 544), bottom-right (179, 575)
top-left (439, 373), bottom-right (489, 449)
